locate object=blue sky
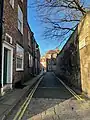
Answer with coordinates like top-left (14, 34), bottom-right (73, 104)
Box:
top-left (27, 0), bottom-right (66, 56)
top-left (27, 0), bottom-right (90, 56)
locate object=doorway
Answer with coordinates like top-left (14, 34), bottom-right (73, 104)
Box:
top-left (3, 48), bottom-right (8, 85)
top-left (1, 41), bottom-right (13, 94)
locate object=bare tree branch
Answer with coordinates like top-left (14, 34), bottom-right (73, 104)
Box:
top-left (29, 0), bottom-right (90, 43)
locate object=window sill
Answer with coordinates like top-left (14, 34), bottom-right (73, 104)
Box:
top-left (16, 68), bottom-right (24, 71)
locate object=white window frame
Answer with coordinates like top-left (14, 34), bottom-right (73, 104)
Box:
top-left (28, 31), bottom-right (31, 46)
top-left (16, 44), bottom-right (24, 71)
top-left (5, 33), bottom-right (12, 44)
top-left (29, 53), bottom-right (33, 67)
top-left (9, 0), bottom-right (14, 8)
top-left (35, 58), bottom-right (37, 69)
top-left (18, 5), bottom-right (23, 34)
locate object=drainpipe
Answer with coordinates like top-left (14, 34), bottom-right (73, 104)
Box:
top-left (0, 0), bottom-right (4, 87)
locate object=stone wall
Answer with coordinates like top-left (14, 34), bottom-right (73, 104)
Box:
top-left (78, 12), bottom-right (90, 96)
top-left (56, 12), bottom-right (90, 97)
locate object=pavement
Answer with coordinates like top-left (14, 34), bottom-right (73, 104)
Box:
top-left (0, 72), bottom-right (44, 120)
top-left (1, 72), bottom-right (90, 120)
top-left (21, 72), bottom-right (90, 120)
top-left (34, 72), bottom-right (73, 99)
top-left (26, 98), bottom-right (90, 120)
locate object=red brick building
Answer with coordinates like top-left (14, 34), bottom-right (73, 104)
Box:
top-left (46, 49), bottom-right (60, 72)
top-left (40, 49), bottom-right (60, 72)
top-left (1, 0), bottom-right (40, 94)
top-left (32, 35), bottom-right (40, 75)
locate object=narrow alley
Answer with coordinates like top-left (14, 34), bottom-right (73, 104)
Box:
top-left (1, 0), bottom-right (90, 120)
top-left (7, 72), bottom-right (90, 120)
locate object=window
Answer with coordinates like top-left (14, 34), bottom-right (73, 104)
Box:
top-left (10, 0), bottom-right (14, 8)
top-left (28, 31), bottom-right (31, 46)
top-left (21, 0), bottom-right (23, 2)
top-left (35, 59), bottom-right (37, 69)
top-left (29, 53), bottom-right (33, 67)
top-left (17, 58), bottom-right (23, 69)
top-left (5, 33), bottom-right (12, 44)
top-left (16, 44), bottom-right (24, 71)
top-left (18, 5), bottom-right (23, 34)
top-left (53, 54), bottom-right (57, 58)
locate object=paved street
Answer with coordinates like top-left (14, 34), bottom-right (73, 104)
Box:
top-left (21, 72), bottom-right (90, 120)
top-left (34, 72), bottom-right (73, 99)
top-left (6, 72), bottom-right (90, 120)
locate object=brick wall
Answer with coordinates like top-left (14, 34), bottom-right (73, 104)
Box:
top-left (3, 0), bottom-right (27, 84)
top-left (36, 48), bottom-right (40, 74)
top-left (23, 23), bottom-right (34, 81)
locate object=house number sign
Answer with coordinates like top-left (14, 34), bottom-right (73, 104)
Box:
top-left (79, 39), bottom-right (86, 50)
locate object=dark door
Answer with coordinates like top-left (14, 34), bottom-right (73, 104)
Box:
top-left (3, 48), bottom-right (8, 85)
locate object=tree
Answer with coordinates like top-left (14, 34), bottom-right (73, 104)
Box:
top-left (30, 0), bottom-right (90, 42)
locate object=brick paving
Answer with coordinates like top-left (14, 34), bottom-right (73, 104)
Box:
top-left (22, 98), bottom-right (90, 120)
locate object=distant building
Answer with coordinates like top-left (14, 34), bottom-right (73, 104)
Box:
top-left (40, 56), bottom-right (46, 71)
top-left (46, 49), bottom-right (60, 72)
top-left (40, 49), bottom-right (60, 72)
